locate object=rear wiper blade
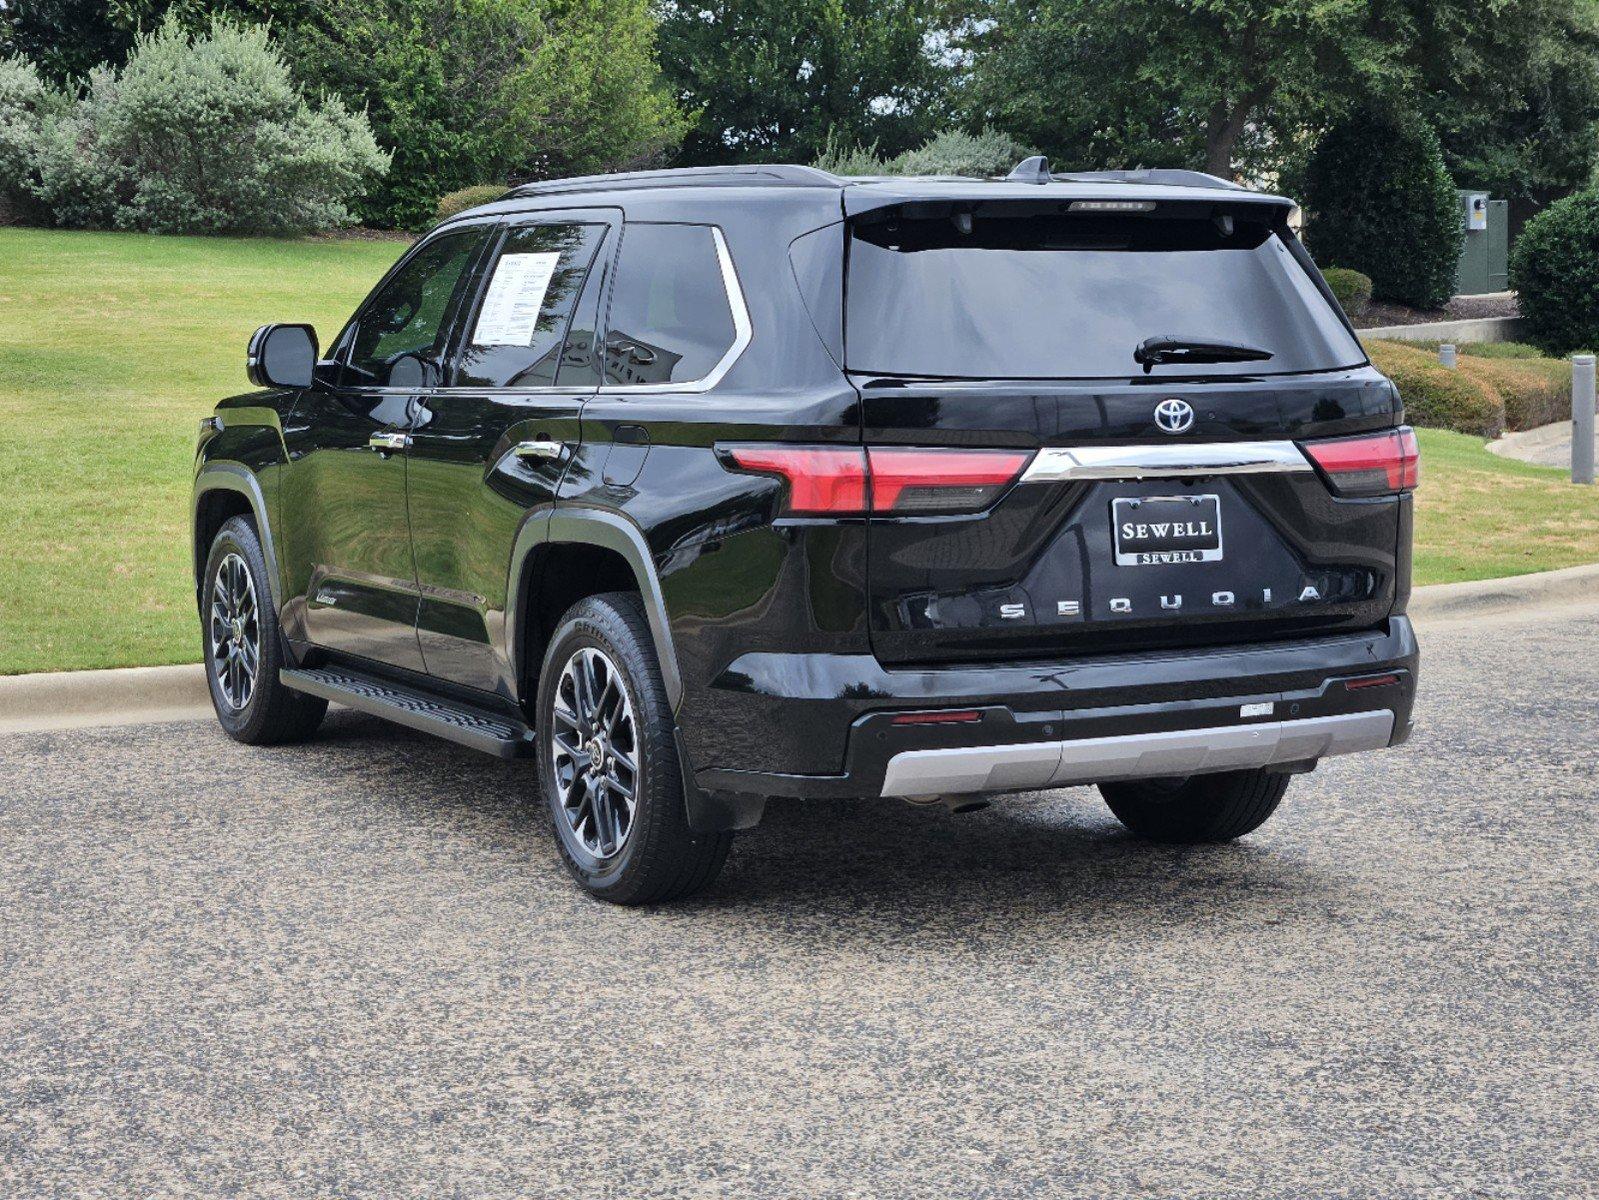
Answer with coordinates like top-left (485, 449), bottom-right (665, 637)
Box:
top-left (1134, 335), bottom-right (1273, 374)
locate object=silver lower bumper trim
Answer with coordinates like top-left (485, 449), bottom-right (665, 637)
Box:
top-left (879, 710), bottom-right (1395, 799)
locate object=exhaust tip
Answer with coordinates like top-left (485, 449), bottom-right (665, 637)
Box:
top-left (905, 795), bottom-right (992, 815)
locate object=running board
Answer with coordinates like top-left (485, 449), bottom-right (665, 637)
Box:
top-left (279, 667), bottom-right (534, 759)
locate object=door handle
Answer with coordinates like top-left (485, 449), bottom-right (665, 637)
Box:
top-left (513, 438), bottom-right (565, 461)
top-left (369, 431), bottom-right (410, 454)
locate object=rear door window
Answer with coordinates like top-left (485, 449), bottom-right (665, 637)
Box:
top-left (453, 222), bottom-right (609, 389)
top-left (603, 223), bottom-right (738, 386)
top-left (845, 204), bottom-right (1365, 380)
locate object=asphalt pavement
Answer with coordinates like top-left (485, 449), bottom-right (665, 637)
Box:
top-left (2, 602), bottom-right (1596, 1198)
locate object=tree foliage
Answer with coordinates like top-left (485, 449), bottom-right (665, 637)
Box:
top-left (23, 16), bottom-right (388, 233)
top-left (1304, 107), bottom-right (1463, 309)
top-left (1509, 190), bottom-right (1599, 353)
top-left (288, 0), bottom-right (688, 228)
top-left (657, 0), bottom-right (952, 165)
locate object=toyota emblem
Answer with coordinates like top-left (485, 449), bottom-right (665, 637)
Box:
top-left (1154, 397), bottom-right (1195, 434)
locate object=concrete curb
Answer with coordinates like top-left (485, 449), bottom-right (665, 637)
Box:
top-left (1406, 561), bottom-right (1599, 621)
top-left (1359, 315), bottom-right (1524, 344)
top-left (3, 565), bottom-right (1597, 734)
top-left (0, 662), bottom-right (210, 734)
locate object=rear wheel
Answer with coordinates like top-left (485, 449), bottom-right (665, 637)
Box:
top-left (536, 592), bottom-right (731, 905)
top-left (1100, 768), bottom-right (1291, 843)
top-left (203, 515), bottom-right (326, 744)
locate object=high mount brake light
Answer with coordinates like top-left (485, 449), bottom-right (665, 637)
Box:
top-left (719, 445), bottom-right (1032, 515)
top-left (1302, 427), bottom-right (1420, 497)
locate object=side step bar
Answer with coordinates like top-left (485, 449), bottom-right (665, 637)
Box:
top-left (280, 667), bottom-right (534, 759)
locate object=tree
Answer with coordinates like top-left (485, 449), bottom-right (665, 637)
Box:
top-left (288, 0), bottom-right (688, 228)
top-left (1303, 106), bottom-right (1464, 309)
top-left (656, 0), bottom-right (952, 165)
top-left (960, 0), bottom-right (1401, 179)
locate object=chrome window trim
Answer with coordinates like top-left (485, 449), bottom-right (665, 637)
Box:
top-left (1021, 440), bottom-right (1313, 483)
top-left (600, 225), bottom-right (753, 395)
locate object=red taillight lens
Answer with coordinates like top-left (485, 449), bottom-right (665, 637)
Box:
top-left (1303, 427), bottom-right (1420, 497)
top-left (720, 445), bottom-right (1031, 515)
top-left (719, 445), bottom-right (868, 514)
top-left (867, 447), bottom-right (1032, 513)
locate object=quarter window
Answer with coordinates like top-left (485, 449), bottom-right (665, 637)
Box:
top-left (454, 223), bottom-right (608, 389)
top-left (345, 229), bottom-right (484, 388)
top-left (604, 224), bottom-right (739, 386)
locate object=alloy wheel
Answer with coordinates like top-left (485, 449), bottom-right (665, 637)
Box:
top-left (550, 646), bottom-right (639, 860)
top-left (209, 551), bottom-right (260, 710)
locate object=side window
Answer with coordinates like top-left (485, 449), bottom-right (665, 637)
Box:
top-left (345, 229), bottom-right (484, 388)
top-left (604, 224), bottom-right (739, 386)
top-left (453, 222), bottom-right (607, 389)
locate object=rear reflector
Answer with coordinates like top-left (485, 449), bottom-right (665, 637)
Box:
top-left (1302, 427), bottom-right (1420, 497)
top-left (1344, 673), bottom-right (1401, 691)
top-left (890, 709), bottom-right (984, 726)
top-left (719, 444), bottom-right (1031, 515)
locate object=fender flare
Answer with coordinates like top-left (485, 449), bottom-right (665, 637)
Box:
top-left (511, 506), bottom-right (685, 712)
top-left (192, 463), bottom-right (285, 613)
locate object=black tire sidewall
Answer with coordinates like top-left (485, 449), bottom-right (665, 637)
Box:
top-left (202, 515), bottom-right (300, 742)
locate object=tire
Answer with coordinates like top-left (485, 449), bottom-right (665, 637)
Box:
top-left (202, 515), bottom-right (326, 745)
top-left (1100, 768), bottom-right (1291, 843)
top-left (536, 591), bottom-right (731, 905)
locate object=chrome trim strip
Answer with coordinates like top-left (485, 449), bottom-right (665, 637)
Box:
top-left (1021, 440), bottom-right (1312, 483)
top-left (599, 225), bottom-right (752, 395)
top-left (879, 711), bottom-right (1394, 798)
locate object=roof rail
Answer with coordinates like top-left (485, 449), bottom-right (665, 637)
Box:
top-left (1052, 168), bottom-right (1244, 190)
top-left (508, 163), bottom-right (842, 199)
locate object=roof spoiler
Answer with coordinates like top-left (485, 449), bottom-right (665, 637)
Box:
top-left (1004, 157), bottom-right (1244, 191)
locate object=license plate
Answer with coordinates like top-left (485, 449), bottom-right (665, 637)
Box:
top-left (1112, 494), bottom-right (1223, 565)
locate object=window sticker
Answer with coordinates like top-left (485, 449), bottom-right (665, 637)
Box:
top-left (472, 251), bottom-right (562, 346)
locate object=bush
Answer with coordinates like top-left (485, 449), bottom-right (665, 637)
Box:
top-left (436, 185), bottom-right (507, 222)
top-left (1305, 109), bottom-right (1463, 309)
top-left (811, 130), bottom-right (888, 175)
top-left (1321, 267), bottom-right (1373, 314)
top-left (1364, 340), bottom-right (1503, 436)
top-left (27, 17), bottom-right (388, 235)
top-left (893, 128), bottom-right (1030, 177)
top-left (0, 56), bottom-right (66, 223)
top-left (1465, 355), bottom-right (1572, 431)
top-left (1508, 190), bottom-right (1599, 354)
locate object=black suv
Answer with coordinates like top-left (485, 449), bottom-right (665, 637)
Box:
top-left (193, 161), bottom-right (1419, 903)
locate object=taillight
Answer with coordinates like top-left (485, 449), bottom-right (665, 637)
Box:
top-left (719, 445), bottom-right (1031, 515)
top-left (1302, 427), bottom-right (1420, 497)
top-left (867, 447), bottom-right (1032, 513)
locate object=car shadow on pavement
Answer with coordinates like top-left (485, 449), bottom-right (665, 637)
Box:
top-left (307, 710), bottom-right (1341, 935)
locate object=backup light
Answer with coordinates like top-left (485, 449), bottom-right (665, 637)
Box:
top-left (1302, 427), bottom-right (1420, 497)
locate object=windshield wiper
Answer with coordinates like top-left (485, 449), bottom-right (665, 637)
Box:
top-left (1134, 335), bottom-right (1273, 374)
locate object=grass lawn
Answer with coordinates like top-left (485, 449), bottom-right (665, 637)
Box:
top-left (0, 228), bottom-right (1595, 674)
top-left (0, 227), bottom-right (403, 675)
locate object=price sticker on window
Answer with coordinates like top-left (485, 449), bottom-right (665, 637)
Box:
top-left (472, 252), bottom-right (561, 346)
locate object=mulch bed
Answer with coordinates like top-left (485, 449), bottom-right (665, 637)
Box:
top-left (1352, 292), bottom-right (1519, 329)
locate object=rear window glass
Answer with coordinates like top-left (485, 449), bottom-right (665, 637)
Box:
top-left (845, 205), bottom-right (1365, 380)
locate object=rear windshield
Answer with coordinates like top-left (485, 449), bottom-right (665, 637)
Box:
top-left (845, 203), bottom-right (1365, 380)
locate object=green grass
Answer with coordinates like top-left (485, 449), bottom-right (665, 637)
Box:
top-left (0, 229), bottom-right (1595, 674)
top-left (0, 227), bottom-right (404, 674)
top-left (1411, 428), bottom-right (1599, 585)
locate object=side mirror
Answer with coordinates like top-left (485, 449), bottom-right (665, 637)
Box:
top-left (247, 323), bottom-right (318, 389)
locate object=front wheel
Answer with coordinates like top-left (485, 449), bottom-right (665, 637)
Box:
top-left (202, 515), bottom-right (326, 745)
top-left (1100, 768), bottom-right (1291, 843)
top-left (536, 592), bottom-right (731, 905)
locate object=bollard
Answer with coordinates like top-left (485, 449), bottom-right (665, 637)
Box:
top-left (1574, 354), bottom-right (1596, 485)
top-left (1439, 343), bottom-right (1457, 369)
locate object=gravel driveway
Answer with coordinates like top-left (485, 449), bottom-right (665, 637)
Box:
top-left (2, 603), bottom-right (1595, 1198)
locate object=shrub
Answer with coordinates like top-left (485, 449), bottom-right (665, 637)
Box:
top-left (1321, 267), bottom-right (1373, 314)
top-left (1464, 355), bottom-right (1572, 431)
top-left (1305, 109), bottom-right (1463, 309)
top-left (0, 56), bottom-right (66, 222)
top-left (893, 128), bottom-right (1030, 177)
top-left (436, 185), bottom-right (507, 222)
top-left (811, 130), bottom-right (888, 175)
top-left (1364, 339), bottom-right (1503, 436)
top-left (28, 17), bottom-right (388, 235)
top-left (1508, 190), bottom-right (1599, 355)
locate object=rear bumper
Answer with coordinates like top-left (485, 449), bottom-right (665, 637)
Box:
top-left (692, 617), bottom-right (1418, 800)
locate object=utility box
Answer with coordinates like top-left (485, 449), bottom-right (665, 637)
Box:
top-left (1455, 189), bottom-right (1508, 295)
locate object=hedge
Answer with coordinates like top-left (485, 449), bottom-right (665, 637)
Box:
top-left (1508, 189), bottom-right (1599, 355)
top-left (1321, 267), bottom-right (1373, 314)
top-left (436, 184), bottom-right (506, 223)
top-left (1364, 339), bottom-right (1577, 435)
